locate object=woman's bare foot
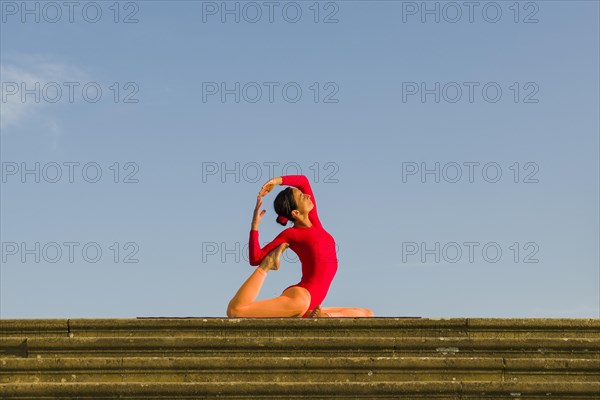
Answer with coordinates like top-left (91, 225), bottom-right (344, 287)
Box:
top-left (259, 243), bottom-right (289, 272)
top-left (307, 305), bottom-right (331, 318)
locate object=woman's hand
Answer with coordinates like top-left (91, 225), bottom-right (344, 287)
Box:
top-left (259, 177), bottom-right (282, 197)
top-left (251, 195), bottom-right (265, 229)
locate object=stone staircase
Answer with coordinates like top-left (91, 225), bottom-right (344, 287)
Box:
top-left (1, 317), bottom-right (599, 399)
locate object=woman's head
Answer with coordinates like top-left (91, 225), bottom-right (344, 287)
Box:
top-left (273, 187), bottom-right (313, 226)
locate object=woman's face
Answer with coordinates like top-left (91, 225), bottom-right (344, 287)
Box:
top-left (292, 188), bottom-right (313, 214)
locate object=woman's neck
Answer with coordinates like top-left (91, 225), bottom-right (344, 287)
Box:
top-left (293, 215), bottom-right (313, 229)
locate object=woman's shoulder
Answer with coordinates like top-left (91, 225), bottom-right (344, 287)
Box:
top-left (280, 226), bottom-right (297, 237)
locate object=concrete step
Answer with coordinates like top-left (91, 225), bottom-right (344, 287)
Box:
top-left (2, 318), bottom-right (599, 338)
top-left (2, 356), bottom-right (598, 384)
top-left (1, 318), bottom-right (598, 399)
top-left (2, 336), bottom-right (598, 358)
top-left (1, 381), bottom-right (599, 399)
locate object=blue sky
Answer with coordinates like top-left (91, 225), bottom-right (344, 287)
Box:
top-left (1, 0), bottom-right (598, 318)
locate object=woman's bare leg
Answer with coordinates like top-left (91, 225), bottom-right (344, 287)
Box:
top-left (228, 286), bottom-right (310, 317)
top-left (311, 306), bottom-right (374, 317)
top-left (227, 243), bottom-right (287, 306)
top-left (227, 267), bottom-right (268, 310)
top-left (226, 244), bottom-right (311, 317)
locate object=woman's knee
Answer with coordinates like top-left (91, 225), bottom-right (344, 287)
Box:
top-left (360, 308), bottom-right (374, 317)
top-left (226, 299), bottom-right (243, 318)
top-left (226, 303), bottom-right (238, 318)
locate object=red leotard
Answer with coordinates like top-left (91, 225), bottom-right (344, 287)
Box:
top-left (249, 175), bottom-right (338, 318)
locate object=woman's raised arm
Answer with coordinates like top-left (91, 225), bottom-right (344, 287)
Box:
top-left (248, 228), bottom-right (290, 266)
top-left (280, 175), bottom-right (322, 229)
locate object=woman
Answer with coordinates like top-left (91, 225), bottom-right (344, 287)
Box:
top-left (226, 175), bottom-right (374, 318)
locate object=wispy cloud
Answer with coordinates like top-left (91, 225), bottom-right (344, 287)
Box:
top-left (43, 117), bottom-right (62, 151)
top-left (0, 54), bottom-right (89, 143)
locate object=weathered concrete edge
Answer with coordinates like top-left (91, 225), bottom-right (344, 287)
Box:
top-left (2, 355), bottom-right (599, 372)
top-left (2, 318), bottom-right (599, 336)
top-left (0, 381), bottom-right (598, 396)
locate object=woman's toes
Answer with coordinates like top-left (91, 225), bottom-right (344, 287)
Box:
top-left (308, 305), bottom-right (330, 318)
top-left (272, 243), bottom-right (289, 270)
top-left (259, 251), bottom-right (277, 271)
top-left (260, 243), bottom-right (288, 271)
